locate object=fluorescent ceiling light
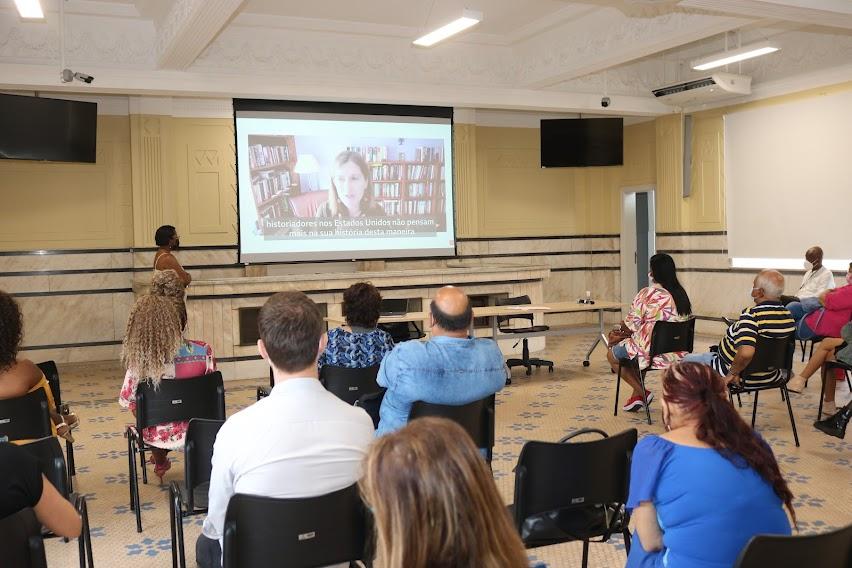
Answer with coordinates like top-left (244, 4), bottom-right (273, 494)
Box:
top-left (731, 258), bottom-right (849, 272)
top-left (14, 0), bottom-right (44, 19)
top-left (413, 9), bottom-right (482, 47)
top-left (691, 42), bottom-right (779, 71)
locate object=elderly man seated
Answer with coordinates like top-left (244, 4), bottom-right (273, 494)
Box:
top-left (683, 269), bottom-right (795, 386)
top-left (376, 285), bottom-right (507, 436)
top-left (780, 246), bottom-right (835, 306)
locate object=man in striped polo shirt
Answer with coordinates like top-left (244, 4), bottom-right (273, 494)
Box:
top-left (684, 269), bottom-right (795, 385)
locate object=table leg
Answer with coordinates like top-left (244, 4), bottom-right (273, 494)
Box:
top-left (583, 309), bottom-right (606, 367)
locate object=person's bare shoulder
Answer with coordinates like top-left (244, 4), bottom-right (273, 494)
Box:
top-left (0, 359), bottom-right (43, 397)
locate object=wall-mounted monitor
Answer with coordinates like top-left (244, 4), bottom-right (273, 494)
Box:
top-left (0, 93), bottom-right (97, 163)
top-left (540, 117), bottom-right (623, 167)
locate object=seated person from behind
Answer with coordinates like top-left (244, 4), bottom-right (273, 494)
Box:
top-left (683, 270), bottom-right (795, 386)
top-left (786, 261), bottom-right (852, 342)
top-left (780, 246), bottom-right (834, 305)
top-left (606, 253), bottom-right (692, 412)
top-left (315, 150), bottom-right (386, 219)
top-left (118, 295), bottom-right (215, 482)
top-left (0, 290), bottom-right (78, 443)
top-left (626, 363), bottom-right (793, 568)
top-left (319, 282), bottom-right (394, 369)
top-left (376, 285), bottom-right (507, 436)
top-left (0, 442), bottom-right (81, 538)
top-left (197, 292), bottom-right (374, 568)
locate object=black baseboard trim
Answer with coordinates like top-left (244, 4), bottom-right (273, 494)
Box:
top-left (217, 355), bottom-right (263, 363)
top-left (20, 340), bottom-right (123, 351)
top-left (656, 231), bottom-right (727, 237)
top-left (11, 288), bottom-right (133, 298)
top-left (459, 234), bottom-right (619, 242)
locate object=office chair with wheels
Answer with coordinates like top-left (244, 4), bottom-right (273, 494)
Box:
top-left (733, 524), bottom-right (852, 568)
top-left (169, 418), bottom-right (225, 568)
top-left (36, 360), bottom-right (77, 491)
top-left (508, 428), bottom-right (638, 568)
top-left (727, 335), bottom-right (799, 446)
top-left (496, 295), bottom-right (553, 376)
top-left (409, 395), bottom-right (495, 464)
top-left (614, 318), bottom-right (695, 425)
top-left (320, 365), bottom-right (381, 405)
top-left (222, 484), bottom-right (371, 568)
top-left (126, 372), bottom-right (226, 532)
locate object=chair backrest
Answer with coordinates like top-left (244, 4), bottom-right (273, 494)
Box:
top-left (0, 389), bottom-right (52, 443)
top-left (18, 436), bottom-right (69, 499)
top-left (742, 335), bottom-right (795, 378)
top-left (733, 524), bottom-right (852, 568)
top-left (320, 365), bottom-right (381, 405)
top-left (409, 395), bottom-right (495, 454)
top-left (135, 371), bottom-right (226, 431)
top-left (495, 295), bottom-right (534, 329)
top-left (0, 508), bottom-right (48, 568)
top-left (184, 418), bottom-right (225, 510)
top-left (287, 190), bottom-right (328, 218)
top-left (222, 484), bottom-right (369, 568)
top-left (35, 360), bottom-right (61, 407)
top-left (512, 428), bottom-right (638, 543)
top-left (354, 390), bottom-right (385, 430)
top-left (648, 318), bottom-right (696, 362)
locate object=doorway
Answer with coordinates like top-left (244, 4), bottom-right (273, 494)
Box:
top-left (620, 186), bottom-right (656, 308)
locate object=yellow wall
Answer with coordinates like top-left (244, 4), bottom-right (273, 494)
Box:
top-left (0, 116), bottom-right (133, 250)
top-left (457, 121), bottom-right (655, 238)
top-left (655, 80), bottom-right (852, 232)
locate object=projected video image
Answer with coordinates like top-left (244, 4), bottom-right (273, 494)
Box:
top-left (247, 135), bottom-right (446, 239)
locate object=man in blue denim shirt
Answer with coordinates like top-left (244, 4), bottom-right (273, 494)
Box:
top-left (376, 286), bottom-right (507, 436)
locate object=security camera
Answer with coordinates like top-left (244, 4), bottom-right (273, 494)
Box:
top-left (601, 96), bottom-right (611, 108)
top-left (60, 69), bottom-right (94, 84)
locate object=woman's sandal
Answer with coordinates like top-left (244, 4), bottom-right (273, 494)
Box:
top-left (56, 422), bottom-right (75, 443)
top-left (153, 458), bottom-right (172, 484)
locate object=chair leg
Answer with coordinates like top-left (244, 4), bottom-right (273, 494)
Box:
top-left (751, 390), bottom-right (759, 428)
top-left (622, 529), bottom-right (631, 555)
top-left (614, 361), bottom-right (623, 416)
top-left (782, 386), bottom-right (800, 447)
top-left (522, 339), bottom-right (532, 376)
top-left (818, 366), bottom-right (828, 421)
top-left (639, 370), bottom-right (652, 425)
top-left (581, 540), bottom-right (590, 568)
top-left (66, 440), bottom-right (76, 493)
top-left (129, 435), bottom-right (143, 532)
top-left (139, 443), bottom-right (148, 485)
top-left (82, 499), bottom-right (94, 568)
top-left (737, 393), bottom-right (742, 408)
top-left (127, 431), bottom-right (136, 512)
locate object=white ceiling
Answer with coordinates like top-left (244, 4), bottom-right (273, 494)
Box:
top-left (0, 0), bottom-right (849, 115)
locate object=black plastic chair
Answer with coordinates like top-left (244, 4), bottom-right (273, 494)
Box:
top-left (615, 318), bottom-right (695, 425)
top-left (256, 368), bottom-right (275, 401)
top-left (222, 484), bottom-right (370, 568)
top-left (19, 437), bottom-right (95, 568)
top-left (798, 336), bottom-right (824, 362)
top-left (733, 523), bottom-right (852, 568)
top-left (508, 428), bottom-right (638, 568)
top-left (0, 508), bottom-right (48, 568)
top-left (126, 371), bottom-right (226, 532)
top-left (409, 394), bottom-right (496, 464)
top-left (320, 365), bottom-right (381, 405)
top-left (169, 418), bottom-right (225, 568)
top-left (0, 389), bottom-right (52, 443)
top-left (496, 295), bottom-right (553, 376)
top-left (354, 389), bottom-right (385, 430)
top-left (728, 335), bottom-right (799, 446)
top-left (36, 360), bottom-right (77, 490)
top-left (818, 360), bottom-right (852, 420)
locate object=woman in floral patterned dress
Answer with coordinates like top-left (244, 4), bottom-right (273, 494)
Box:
top-left (118, 295), bottom-right (215, 482)
top-left (607, 253), bottom-right (692, 412)
top-left (319, 282), bottom-right (395, 370)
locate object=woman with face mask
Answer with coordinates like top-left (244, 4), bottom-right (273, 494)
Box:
top-left (315, 151), bottom-right (386, 219)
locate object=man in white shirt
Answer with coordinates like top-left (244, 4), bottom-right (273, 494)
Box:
top-left (196, 291), bottom-right (375, 568)
top-left (781, 246), bottom-right (836, 305)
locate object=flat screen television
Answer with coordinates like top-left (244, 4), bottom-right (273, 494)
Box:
top-left (540, 117), bottom-right (623, 167)
top-left (0, 93), bottom-right (97, 163)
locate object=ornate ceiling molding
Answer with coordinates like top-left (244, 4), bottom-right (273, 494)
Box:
top-left (156, 0), bottom-right (244, 69)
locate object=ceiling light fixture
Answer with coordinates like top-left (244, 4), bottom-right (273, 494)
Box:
top-left (14, 0), bottom-right (44, 19)
top-left (691, 41), bottom-right (779, 71)
top-left (413, 9), bottom-right (482, 47)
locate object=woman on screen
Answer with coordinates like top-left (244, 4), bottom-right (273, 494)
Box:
top-left (315, 150), bottom-right (386, 219)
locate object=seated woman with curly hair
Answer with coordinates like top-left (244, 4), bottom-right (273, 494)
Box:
top-left (118, 295), bottom-right (215, 482)
top-left (0, 290), bottom-right (78, 443)
top-left (319, 282), bottom-right (394, 369)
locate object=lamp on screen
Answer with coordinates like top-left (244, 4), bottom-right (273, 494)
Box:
top-left (294, 153), bottom-right (320, 192)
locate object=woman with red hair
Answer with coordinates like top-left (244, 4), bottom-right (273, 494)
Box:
top-left (626, 362), bottom-right (795, 568)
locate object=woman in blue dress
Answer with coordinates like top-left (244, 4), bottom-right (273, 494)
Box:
top-left (319, 282), bottom-right (394, 369)
top-left (627, 362), bottom-right (795, 568)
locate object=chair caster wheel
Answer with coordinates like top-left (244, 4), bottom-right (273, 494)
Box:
top-left (505, 378), bottom-right (512, 386)
top-left (583, 360), bottom-right (590, 367)
top-left (525, 369), bottom-right (532, 376)
top-left (548, 366), bottom-right (554, 373)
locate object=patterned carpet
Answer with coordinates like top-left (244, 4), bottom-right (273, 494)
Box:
top-left (42, 334), bottom-right (851, 568)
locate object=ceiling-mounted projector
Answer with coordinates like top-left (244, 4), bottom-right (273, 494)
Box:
top-left (652, 73), bottom-right (751, 107)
